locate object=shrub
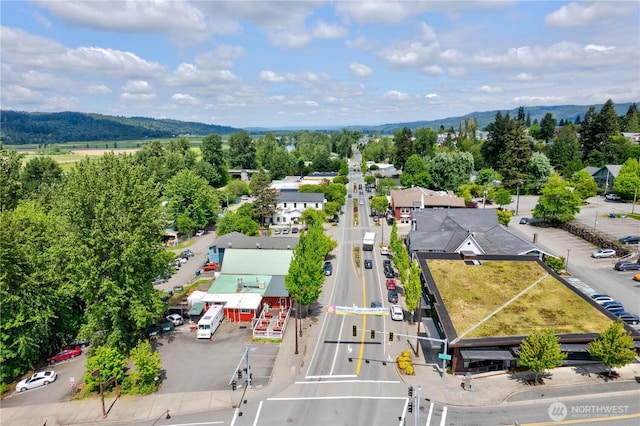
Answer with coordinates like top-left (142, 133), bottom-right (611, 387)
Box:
top-left (396, 350), bottom-right (415, 375)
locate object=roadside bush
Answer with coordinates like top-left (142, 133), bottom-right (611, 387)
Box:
top-left (83, 346), bottom-right (127, 395)
top-left (396, 350), bottom-right (415, 375)
top-left (354, 246), bottom-right (361, 267)
top-left (544, 256), bottom-right (565, 273)
top-left (127, 341), bottom-right (162, 395)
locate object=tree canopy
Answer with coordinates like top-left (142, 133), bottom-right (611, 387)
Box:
top-left (518, 330), bottom-right (566, 381)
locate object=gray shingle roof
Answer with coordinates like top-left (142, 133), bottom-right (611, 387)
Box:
top-left (212, 232), bottom-right (298, 250)
top-left (277, 191), bottom-right (325, 203)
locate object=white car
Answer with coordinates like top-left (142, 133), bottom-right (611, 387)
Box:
top-left (166, 314), bottom-right (184, 326)
top-left (16, 371), bottom-right (57, 392)
top-left (195, 230), bottom-right (205, 237)
top-left (390, 305), bottom-right (404, 321)
top-left (591, 248), bottom-right (616, 258)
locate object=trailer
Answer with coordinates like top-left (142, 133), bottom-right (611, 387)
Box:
top-left (197, 305), bottom-right (224, 339)
top-left (363, 232), bottom-right (376, 251)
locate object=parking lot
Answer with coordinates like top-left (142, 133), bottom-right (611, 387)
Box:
top-left (153, 319), bottom-right (280, 394)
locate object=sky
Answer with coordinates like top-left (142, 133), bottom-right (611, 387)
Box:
top-left (1, 1), bottom-right (639, 129)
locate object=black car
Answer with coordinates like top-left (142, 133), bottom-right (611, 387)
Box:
top-left (614, 261), bottom-right (640, 271)
top-left (519, 217), bottom-right (529, 225)
top-left (388, 290), bottom-right (398, 303)
top-left (323, 261), bottom-right (333, 276)
top-left (384, 267), bottom-right (395, 278)
top-left (383, 259), bottom-right (392, 268)
top-left (364, 259), bottom-right (373, 269)
top-left (619, 235), bottom-right (640, 244)
top-left (64, 339), bottom-right (90, 350)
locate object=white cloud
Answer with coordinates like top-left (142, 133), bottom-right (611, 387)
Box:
top-left (513, 95), bottom-right (565, 103)
top-left (425, 93), bottom-right (439, 99)
top-left (259, 71), bottom-right (288, 83)
top-left (583, 44), bottom-right (614, 52)
top-left (195, 45), bottom-right (245, 69)
top-left (545, 2), bottom-right (634, 27)
top-left (512, 73), bottom-right (536, 82)
top-left (477, 85), bottom-right (502, 93)
top-left (122, 80), bottom-right (153, 94)
top-left (87, 84), bottom-right (112, 95)
top-left (304, 100), bottom-right (319, 107)
top-left (349, 63), bottom-right (372, 77)
top-left (346, 36), bottom-right (370, 49)
top-left (379, 40), bottom-right (440, 68)
top-left (119, 92), bottom-right (157, 102)
top-left (336, 1), bottom-right (429, 25)
top-left (268, 30), bottom-right (312, 49)
top-left (312, 21), bottom-right (348, 39)
top-left (422, 65), bottom-right (444, 76)
top-left (166, 63), bottom-right (239, 86)
top-left (383, 90), bottom-right (410, 101)
top-left (172, 93), bottom-right (200, 105)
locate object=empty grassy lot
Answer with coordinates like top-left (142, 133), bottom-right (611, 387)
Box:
top-left (427, 259), bottom-right (612, 338)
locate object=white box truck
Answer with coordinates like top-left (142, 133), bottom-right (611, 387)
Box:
top-left (197, 305), bottom-right (224, 339)
top-left (363, 232), bottom-right (376, 251)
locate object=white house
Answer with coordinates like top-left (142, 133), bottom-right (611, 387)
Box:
top-left (272, 191), bottom-right (325, 224)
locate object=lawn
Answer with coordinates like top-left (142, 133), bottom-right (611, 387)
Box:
top-left (427, 259), bottom-right (612, 339)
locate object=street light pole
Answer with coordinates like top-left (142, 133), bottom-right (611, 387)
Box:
top-left (515, 180), bottom-right (523, 216)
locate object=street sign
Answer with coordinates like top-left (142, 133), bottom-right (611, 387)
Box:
top-left (69, 377), bottom-right (76, 387)
top-left (438, 353), bottom-right (452, 361)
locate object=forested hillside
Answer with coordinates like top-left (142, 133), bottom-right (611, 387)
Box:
top-left (0, 111), bottom-right (240, 145)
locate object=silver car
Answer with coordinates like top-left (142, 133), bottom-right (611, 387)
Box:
top-left (591, 248), bottom-right (616, 258)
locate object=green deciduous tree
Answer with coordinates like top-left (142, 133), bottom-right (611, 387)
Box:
top-left (57, 154), bottom-right (167, 351)
top-left (285, 224), bottom-right (326, 315)
top-left (249, 170), bottom-right (278, 226)
top-left (393, 127), bottom-right (413, 170)
top-left (20, 156), bottom-right (64, 198)
top-left (549, 124), bottom-right (581, 177)
top-left (164, 169), bottom-right (220, 234)
top-left (216, 204), bottom-right (259, 236)
top-left (370, 196), bottom-right (389, 216)
top-left (404, 260), bottom-right (422, 318)
top-left (200, 134), bottom-right (229, 187)
top-left (494, 188), bottom-right (512, 208)
top-left (532, 173), bottom-right (581, 224)
top-left (127, 341), bottom-right (162, 394)
top-left (588, 320), bottom-right (636, 377)
top-left (400, 154), bottom-right (431, 188)
top-left (496, 209), bottom-right (512, 226)
top-left (428, 151), bottom-right (474, 191)
top-left (570, 169), bottom-right (598, 201)
top-left (518, 330), bottom-right (567, 381)
top-left (228, 131), bottom-right (256, 169)
top-left (83, 346), bottom-right (127, 393)
top-left (412, 127), bottom-right (437, 157)
top-left (376, 178), bottom-right (398, 196)
top-left (613, 158), bottom-right (640, 200)
top-left (0, 149), bottom-right (25, 212)
top-left (528, 152), bottom-right (554, 191)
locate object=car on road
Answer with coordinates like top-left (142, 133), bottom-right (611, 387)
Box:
top-left (619, 235), bottom-right (640, 244)
top-left (388, 290), bottom-right (398, 303)
top-left (390, 305), bottom-right (403, 321)
top-left (166, 314), bottom-right (184, 326)
top-left (359, 199), bottom-right (364, 205)
top-left (364, 259), bottom-right (373, 269)
top-left (605, 193), bottom-right (621, 201)
top-left (370, 301), bottom-right (382, 308)
top-left (614, 312), bottom-right (640, 325)
top-left (383, 259), bottom-right (392, 268)
top-left (323, 261), bottom-right (333, 276)
top-left (386, 279), bottom-right (396, 290)
top-left (614, 261), bottom-right (640, 271)
top-left (634, 273), bottom-right (640, 282)
top-left (195, 229), bottom-right (205, 237)
top-left (380, 246), bottom-right (390, 256)
top-left (591, 248), bottom-right (616, 258)
top-left (519, 217), bottom-right (529, 225)
top-left (16, 371), bottom-right (57, 392)
top-left (47, 347), bottom-right (81, 364)
top-left (181, 249), bottom-right (194, 258)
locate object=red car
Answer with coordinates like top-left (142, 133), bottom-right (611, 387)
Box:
top-left (47, 347), bottom-right (81, 364)
top-left (202, 262), bottom-right (219, 271)
top-left (386, 279), bottom-right (396, 291)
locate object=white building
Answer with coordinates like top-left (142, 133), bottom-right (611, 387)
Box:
top-left (272, 191), bottom-right (325, 224)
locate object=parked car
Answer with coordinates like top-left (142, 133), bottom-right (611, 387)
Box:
top-left (274, 227), bottom-right (281, 234)
top-left (633, 273), bottom-right (640, 282)
top-left (590, 295), bottom-right (614, 305)
top-left (370, 301), bottom-right (382, 308)
top-left (181, 249), bottom-right (194, 258)
top-left (166, 314), bottom-right (184, 326)
top-left (390, 305), bottom-right (404, 321)
top-left (291, 227), bottom-right (299, 234)
top-left (364, 259), bottom-right (373, 269)
top-left (614, 312), bottom-right (640, 325)
top-left (282, 228), bottom-right (290, 234)
top-left (605, 193), bottom-right (621, 201)
top-left (195, 229), bottom-right (205, 237)
top-left (614, 261), bottom-right (640, 271)
top-left (519, 217), bottom-right (529, 225)
top-left (202, 262), bottom-right (219, 271)
top-left (323, 261), bottom-right (333, 276)
top-left (386, 279), bottom-right (396, 291)
top-left (383, 259), bottom-right (392, 268)
top-left (47, 347), bottom-right (81, 364)
top-left (619, 235), bottom-right (640, 244)
top-left (591, 248), bottom-right (616, 258)
top-left (16, 371), bottom-right (57, 392)
top-left (152, 276), bottom-right (166, 286)
top-left (388, 290), bottom-right (398, 303)
top-left (602, 302), bottom-right (625, 313)
top-left (384, 267), bottom-right (395, 278)
top-left (64, 339), bottom-right (90, 350)
top-left (380, 246), bottom-right (390, 256)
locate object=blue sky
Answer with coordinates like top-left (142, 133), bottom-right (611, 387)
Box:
top-left (1, 1), bottom-right (638, 128)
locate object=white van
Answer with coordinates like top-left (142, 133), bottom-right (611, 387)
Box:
top-left (380, 246), bottom-right (390, 256)
top-left (197, 305), bottom-right (224, 339)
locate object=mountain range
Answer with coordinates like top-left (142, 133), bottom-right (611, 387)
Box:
top-left (1, 102), bottom-right (636, 145)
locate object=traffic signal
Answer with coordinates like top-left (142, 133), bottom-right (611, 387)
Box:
top-left (370, 329), bottom-right (375, 339)
top-left (389, 332), bottom-right (394, 342)
top-left (237, 369), bottom-right (242, 379)
top-left (352, 325), bottom-right (357, 337)
top-left (408, 386), bottom-right (413, 397)
top-left (231, 380), bottom-right (237, 391)
top-left (408, 402), bottom-right (413, 413)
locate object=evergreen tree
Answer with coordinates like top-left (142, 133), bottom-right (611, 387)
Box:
top-left (517, 106), bottom-right (526, 123)
top-left (249, 170), bottom-right (278, 226)
top-left (588, 320), bottom-right (636, 377)
top-left (623, 103), bottom-right (639, 132)
top-left (579, 106), bottom-right (600, 163)
top-left (393, 127), bottom-right (413, 170)
top-left (518, 330), bottom-right (566, 381)
top-left (526, 111), bottom-right (531, 127)
top-left (228, 131), bottom-right (256, 169)
top-left (201, 134), bottom-right (229, 187)
top-left (412, 127), bottom-right (437, 157)
top-left (549, 124), bottom-right (581, 176)
top-left (540, 113), bottom-right (557, 142)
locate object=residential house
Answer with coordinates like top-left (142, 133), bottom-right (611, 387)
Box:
top-left (272, 191), bottom-right (325, 225)
top-left (585, 165), bottom-right (621, 190)
top-left (208, 232), bottom-right (297, 266)
top-left (390, 187), bottom-right (466, 224)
